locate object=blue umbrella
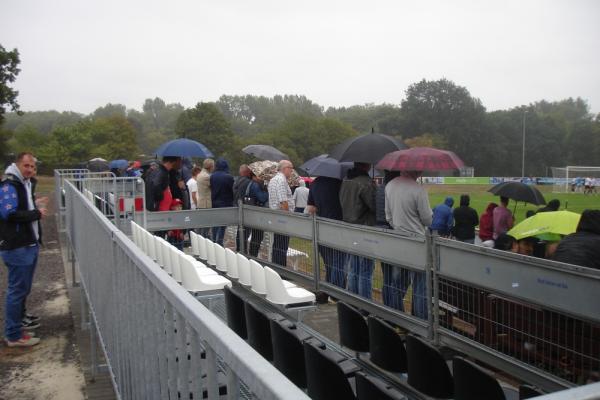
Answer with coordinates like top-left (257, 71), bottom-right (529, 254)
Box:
top-left (299, 154), bottom-right (353, 180)
top-left (109, 159), bottom-right (129, 169)
top-left (155, 138), bottom-right (214, 158)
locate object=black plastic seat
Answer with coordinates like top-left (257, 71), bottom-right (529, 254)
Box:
top-left (337, 301), bottom-right (369, 352)
top-left (304, 340), bottom-right (358, 400)
top-left (405, 334), bottom-right (453, 399)
top-left (224, 286), bottom-right (247, 339)
top-left (368, 316), bottom-right (407, 373)
top-left (453, 356), bottom-right (505, 400)
top-left (355, 372), bottom-right (406, 400)
top-left (519, 384), bottom-right (544, 399)
top-left (244, 301), bottom-right (279, 361)
top-left (270, 319), bottom-right (312, 388)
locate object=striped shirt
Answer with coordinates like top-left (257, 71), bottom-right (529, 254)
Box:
top-left (268, 172), bottom-right (294, 211)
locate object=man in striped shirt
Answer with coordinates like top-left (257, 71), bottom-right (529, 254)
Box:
top-left (267, 160), bottom-right (294, 267)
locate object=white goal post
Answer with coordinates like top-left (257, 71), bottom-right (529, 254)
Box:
top-left (551, 166), bottom-right (600, 193)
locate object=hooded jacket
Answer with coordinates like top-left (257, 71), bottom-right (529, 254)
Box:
top-left (553, 210), bottom-right (600, 270)
top-left (0, 163), bottom-right (42, 250)
top-left (430, 196), bottom-right (454, 234)
top-left (210, 159), bottom-right (234, 208)
top-left (479, 202), bottom-right (498, 241)
top-left (452, 195), bottom-right (479, 240)
top-left (339, 168), bottom-right (376, 226)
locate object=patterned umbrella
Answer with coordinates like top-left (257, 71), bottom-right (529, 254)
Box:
top-left (248, 160), bottom-right (300, 186)
top-left (375, 147), bottom-right (464, 171)
top-left (242, 144), bottom-right (289, 162)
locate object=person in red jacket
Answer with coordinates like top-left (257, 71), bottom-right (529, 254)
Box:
top-left (479, 202), bottom-right (498, 242)
top-left (167, 199), bottom-right (184, 249)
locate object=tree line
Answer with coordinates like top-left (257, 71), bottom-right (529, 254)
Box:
top-left (1, 80), bottom-right (599, 176)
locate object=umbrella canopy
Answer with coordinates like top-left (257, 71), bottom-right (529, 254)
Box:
top-left (328, 133), bottom-right (406, 164)
top-left (248, 160), bottom-right (300, 186)
top-left (299, 154), bottom-right (353, 180)
top-left (242, 144), bottom-right (289, 162)
top-left (155, 138), bottom-right (214, 158)
top-left (488, 181), bottom-right (546, 205)
top-left (508, 211), bottom-right (581, 240)
top-left (109, 159), bottom-right (129, 169)
top-left (87, 158), bottom-right (109, 172)
top-left (375, 147), bottom-right (464, 171)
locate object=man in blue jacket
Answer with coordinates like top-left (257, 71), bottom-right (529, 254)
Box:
top-left (210, 158), bottom-right (234, 245)
top-left (430, 196), bottom-right (454, 237)
top-left (1, 152), bottom-right (47, 347)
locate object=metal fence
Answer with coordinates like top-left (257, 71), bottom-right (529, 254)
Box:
top-left (63, 179), bottom-right (309, 400)
top-left (56, 170), bottom-right (600, 398)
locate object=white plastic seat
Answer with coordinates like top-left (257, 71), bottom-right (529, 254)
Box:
top-left (197, 235), bottom-right (208, 261)
top-left (140, 230), bottom-right (150, 255)
top-left (264, 267), bottom-right (316, 305)
top-left (130, 221), bottom-right (139, 246)
top-left (179, 255), bottom-right (231, 292)
top-left (146, 232), bottom-right (157, 261)
top-left (157, 239), bottom-right (171, 275)
top-left (154, 236), bottom-right (164, 267)
top-left (249, 259), bottom-right (266, 294)
top-left (206, 240), bottom-right (217, 267)
top-left (189, 231), bottom-right (200, 256)
top-left (224, 248), bottom-right (238, 277)
top-left (236, 253), bottom-right (251, 285)
top-left (168, 245), bottom-right (183, 283)
top-left (215, 244), bottom-right (227, 271)
top-left (179, 254), bottom-right (217, 276)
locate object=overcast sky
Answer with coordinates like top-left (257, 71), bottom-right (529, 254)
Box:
top-left (2, 0), bottom-right (599, 115)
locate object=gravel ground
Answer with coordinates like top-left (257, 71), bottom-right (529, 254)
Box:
top-left (0, 190), bottom-right (85, 400)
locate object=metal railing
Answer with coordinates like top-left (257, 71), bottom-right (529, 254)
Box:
top-left (62, 179), bottom-right (309, 400)
top-left (56, 170), bottom-right (600, 398)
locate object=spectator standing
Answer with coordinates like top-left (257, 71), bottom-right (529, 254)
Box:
top-left (187, 167), bottom-right (201, 210)
top-left (430, 196), bottom-right (454, 237)
top-left (339, 162), bottom-right (377, 299)
top-left (307, 176), bottom-right (346, 289)
top-left (167, 199), bottom-right (185, 249)
top-left (196, 158), bottom-right (214, 238)
top-left (385, 170), bottom-right (433, 319)
top-left (1, 153), bottom-right (47, 347)
top-left (553, 209), bottom-right (600, 270)
top-left (144, 156), bottom-right (182, 212)
top-left (479, 202), bottom-right (498, 242)
top-left (292, 179), bottom-right (309, 213)
top-left (493, 196), bottom-right (514, 240)
top-left (241, 169), bottom-right (269, 257)
top-left (452, 194), bottom-right (479, 244)
top-left (268, 160), bottom-right (295, 267)
top-left (233, 164), bottom-right (253, 251)
top-left (210, 158), bottom-right (234, 246)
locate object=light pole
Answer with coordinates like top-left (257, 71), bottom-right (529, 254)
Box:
top-left (521, 110), bottom-right (527, 179)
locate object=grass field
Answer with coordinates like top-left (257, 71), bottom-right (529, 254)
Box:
top-left (427, 184), bottom-right (599, 223)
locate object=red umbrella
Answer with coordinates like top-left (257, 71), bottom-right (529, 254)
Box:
top-left (375, 147), bottom-right (465, 171)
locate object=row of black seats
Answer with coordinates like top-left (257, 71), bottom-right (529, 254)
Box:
top-left (337, 301), bottom-right (544, 400)
top-left (225, 286), bottom-right (405, 400)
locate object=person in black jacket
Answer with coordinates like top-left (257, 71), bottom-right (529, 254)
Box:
top-left (553, 209), bottom-right (600, 270)
top-left (1, 152), bottom-right (47, 347)
top-left (452, 194), bottom-right (479, 244)
top-left (144, 157), bottom-right (181, 212)
top-left (210, 158), bottom-right (234, 246)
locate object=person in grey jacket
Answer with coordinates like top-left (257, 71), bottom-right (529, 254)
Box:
top-left (339, 163), bottom-right (377, 299)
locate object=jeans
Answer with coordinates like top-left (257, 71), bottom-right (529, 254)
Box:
top-left (272, 234), bottom-right (290, 267)
top-left (381, 263), bottom-right (411, 310)
top-left (319, 245), bottom-right (346, 288)
top-left (2, 245), bottom-right (39, 341)
top-left (347, 255), bottom-right (374, 299)
top-left (212, 226), bottom-right (226, 246)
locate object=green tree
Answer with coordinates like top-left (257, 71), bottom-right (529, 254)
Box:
top-left (7, 124), bottom-right (46, 154)
top-left (3, 110), bottom-right (84, 135)
top-left (37, 125), bottom-right (92, 168)
top-left (0, 127), bottom-right (13, 164)
top-left (92, 103), bottom-right (127, 119)
top-left (0, 45), bottom-right (22, 124)
top-left (87, 116), bottom-right (139, 159)
top-left (175, 102), bottom-right (235, 160)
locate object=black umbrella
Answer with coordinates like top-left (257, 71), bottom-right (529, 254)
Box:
top-left (488, 181), bottom-right (546, 205)
top-left (87, 158), bottom-right (109, 172)
top-left (299, 154), bottom-right (353, 179)
top-left (328, 132), bottom-right (406, 164)
top-left (242, 144), bottom-right (288, 161)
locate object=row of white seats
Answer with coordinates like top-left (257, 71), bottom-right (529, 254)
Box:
top-left (189, 231), bottom-right (315, 306)
top-left (130, 221), bottom-right (231, 293)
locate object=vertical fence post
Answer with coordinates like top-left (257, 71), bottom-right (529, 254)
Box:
top-left (70, 245), bottom-right (78, 287)
top-left (426, 232), bottom-right (435, 341)
top-left (431, 234), bottom-right (441, 345)
top-left (311, 213), bottom-right (321, 292)
top-left (238, 200), bottom-right (245, 254)
top-left (89, 312), bottom-right (98, 382)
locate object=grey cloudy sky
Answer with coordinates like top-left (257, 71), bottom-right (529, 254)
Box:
top-left (3, 0), bottom-right (600, 114)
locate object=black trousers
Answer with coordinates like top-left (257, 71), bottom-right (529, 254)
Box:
top-left (271, 233), bottom-right (290, 267)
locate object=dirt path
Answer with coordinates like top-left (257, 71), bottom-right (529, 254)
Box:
top-left (0, 190), bottom-right (85, 400)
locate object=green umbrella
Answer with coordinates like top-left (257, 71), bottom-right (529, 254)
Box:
top-left (508, 211), bottom-right (581, 241)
